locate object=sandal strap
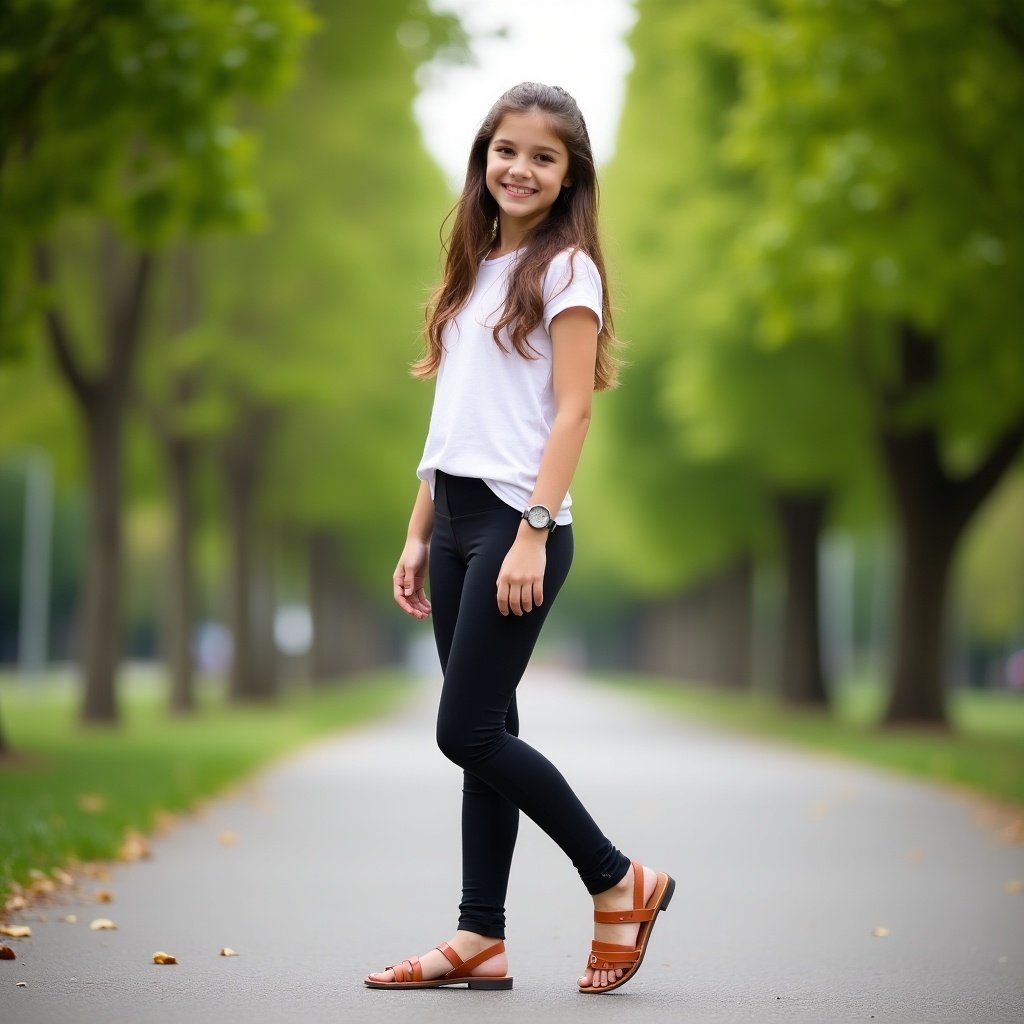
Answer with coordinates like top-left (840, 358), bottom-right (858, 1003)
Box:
top-left (593, 859), bottom-right (652, 924)
top-left (588, 939), bottom-right (641, 971)
top-left (593, 906), bottom-right (656, 924)
top-left (386, 956), bottom-right (422, 983)
top-left (436, 940), bottom-right (505, 980)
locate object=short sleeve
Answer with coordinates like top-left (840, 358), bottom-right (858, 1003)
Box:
top-left (542, 249), bottom-right (603, 333)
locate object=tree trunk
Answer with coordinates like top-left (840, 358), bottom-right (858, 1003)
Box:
top-left (166, 436), bottom-right (196, 713)
top-left (222, 412), bottom-right (275, 702)
top-left (34, 236), bottom-right (154, 725)
top-left (774, 490), bottom-right (830, 707)
top-left (79, 401), bottom-right (124, 722)
top-left (631, 556), bottom-right (753, 687)
top-left (308, 530), bottom-right (390, 682)
top-left (158, 246), bottom-right (201, 715)
top-left (879, 325), bottom-right (1024, 727)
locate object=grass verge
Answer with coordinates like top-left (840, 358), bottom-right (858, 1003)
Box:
top-left (604, 675), bottom-right (1024, 809)
top-left (0, 671), bottom-right (412, 908)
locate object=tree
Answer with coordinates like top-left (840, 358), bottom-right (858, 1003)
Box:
top-left (599, 0), bottom-right (878, 702)
top-left (0, 0), bottom-right (315, 721)
top-left (725, 0), bottom-right (1024, 725)
top-left (175, 0), bottom-right (463, 693)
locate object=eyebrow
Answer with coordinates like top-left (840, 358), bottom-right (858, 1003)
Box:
top-left (492, 137), bottom-right (562, 154)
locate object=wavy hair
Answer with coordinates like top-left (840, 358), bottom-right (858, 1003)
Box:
top-left (413, 82), bottom-right (620, 391)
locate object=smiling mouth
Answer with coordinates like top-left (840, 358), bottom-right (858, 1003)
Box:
top-left (502, 183), bottom-right (537, 197)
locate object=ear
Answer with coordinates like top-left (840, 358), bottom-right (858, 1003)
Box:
top-left (562, 177), bottom-right (573, 188)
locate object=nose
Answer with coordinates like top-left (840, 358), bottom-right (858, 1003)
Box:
top-left (509, 155), bottom-right (531, 178)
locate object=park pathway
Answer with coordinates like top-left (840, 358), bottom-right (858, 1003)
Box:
top-left (3, 669), bottom-right (1023, 1024)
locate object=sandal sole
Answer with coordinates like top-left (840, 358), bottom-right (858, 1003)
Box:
top-left (364, 976), bottom-right (513, 990)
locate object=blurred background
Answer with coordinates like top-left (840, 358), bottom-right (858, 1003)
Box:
top-left (1, 0), bottom-right (1022, 743)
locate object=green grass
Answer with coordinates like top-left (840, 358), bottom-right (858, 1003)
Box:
top-left (0, 670), bottom-right (412, 905)
top-left (605, 675), bottom-right (1024, 808)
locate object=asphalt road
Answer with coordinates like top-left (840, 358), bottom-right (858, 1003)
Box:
top-left (3, 670), bottom-right (1023, 1024)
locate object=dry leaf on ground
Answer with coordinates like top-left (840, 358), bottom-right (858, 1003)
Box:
top-left (152, 952), bottom-right (178, 965)
top-left (0, 926), bottom-right (31, 939)
top-left (217, 830), bottom-right (238, 847)
top-left (219, 947), bottom-right (238, 957)
top-left (0, 945), bottom-right (16, 960)
top-left (16, 981), bottom-right (26, 987)
top-left (871, 927), bottom-right (890, 938)
top-left (94, 889), bottom-right (113, 903)
top-left (1007, 880), bottom-right (1023, 894)
top-left (62, 915), bottom-right (78, 924)
top-left (89, 918), bottom-right (117, 931)
top-left (119, 833), bottom-right (151, 861)
top-left (4, 896), bottom-right (27, 913)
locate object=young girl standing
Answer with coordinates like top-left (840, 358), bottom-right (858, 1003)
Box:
top-left (365, 82), bottom-right (673, 995)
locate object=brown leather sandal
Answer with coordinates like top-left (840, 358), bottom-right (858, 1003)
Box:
top-left (364, 940), bottom-right (513, 990)
top-left (578, 861), bottom-right (675, 995)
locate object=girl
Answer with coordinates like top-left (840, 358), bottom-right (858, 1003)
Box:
top-left (365, 82), bottom-right (673, 995)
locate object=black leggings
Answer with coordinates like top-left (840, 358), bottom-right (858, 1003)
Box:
top-left (430, 471), bottom-right (629, 939)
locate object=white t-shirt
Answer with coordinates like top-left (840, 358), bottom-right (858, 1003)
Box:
top-left (416, 247), bottom-right (603, 525)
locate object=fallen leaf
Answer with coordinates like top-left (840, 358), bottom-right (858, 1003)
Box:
top-left (0, 945), bottom-right (15, 960)
top-left (217, 830), bottom-right (238, 848)
top-left (152, 951), bottom-right (178, 965)
top-left (81, 864), bottom-right (111, 881)
top-left (89, 918), bottom-right (117, 931)
top-left (94, 889), bottom-right (113, 903)
top-left (0, 926), bottom-right (31, 939)
top-left (77, 793), bottom-right (106, 813)
top-left (30, 878), bottom-right (57, 897)
top-left (219, 947), bottom-right (238, 957)
top-left (53, 869), bottom-right (75, 887)
top-left (4, 896), bottom-right (27, 913)
top-left (16, 981), bottom-right (26, 987)
top-left (871, 927), bottom-right (890, 938)
top-left (119, 832), bottom-right (151, 861)
top-left (62, 915), bottom-right (78, 924)
top-left (1007, 880), bottom-right (1023, 894)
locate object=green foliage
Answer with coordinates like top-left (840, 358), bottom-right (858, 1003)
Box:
top-left (0, 0), bottom-right (316, 357)
top-left (725, 0), bottom-right (1024, 445)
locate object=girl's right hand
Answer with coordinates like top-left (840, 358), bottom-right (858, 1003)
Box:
top-left (393, 539), bottom-right (431, 620)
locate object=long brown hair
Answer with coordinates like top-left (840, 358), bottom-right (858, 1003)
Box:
top-left (413, 82), bottom-right (620, 391)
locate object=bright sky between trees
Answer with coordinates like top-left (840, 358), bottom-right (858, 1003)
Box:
top-left (414, 0), bottom-right (638, 191)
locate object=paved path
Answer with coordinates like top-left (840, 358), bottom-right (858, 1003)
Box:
top-left (3, 671), bottom-right (1023, 1023)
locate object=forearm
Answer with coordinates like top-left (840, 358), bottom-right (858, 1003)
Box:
top-left (526, 409), bottom-right (591, 523)
top-left (406, 479), bottom-right (435, 543)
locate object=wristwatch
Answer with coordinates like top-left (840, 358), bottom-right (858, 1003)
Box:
top-left (522, 504), bottom-right (556, 532)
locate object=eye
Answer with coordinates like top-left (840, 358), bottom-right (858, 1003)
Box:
top-left (494, 146), bottom-right (514, 156)
top-left (536, 154), bottom-right (555, 163)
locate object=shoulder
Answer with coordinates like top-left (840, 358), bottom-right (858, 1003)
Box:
top-left (543, 247), bottom-right (602, 298)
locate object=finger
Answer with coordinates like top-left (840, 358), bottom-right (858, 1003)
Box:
top-left (509, 584), bottom-right (523, 616)
top-left (533, 580), bottom-right (543, 608)
top-left (521, 582), bottom-right (533, 614)
top-left (497, 582), bottom-right (510, 616)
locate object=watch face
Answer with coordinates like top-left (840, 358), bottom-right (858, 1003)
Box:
top-left (527, 506), bottom-right (551, 529)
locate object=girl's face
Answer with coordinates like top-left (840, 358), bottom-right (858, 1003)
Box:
top-left (485, 110), bottom-right (572, 235)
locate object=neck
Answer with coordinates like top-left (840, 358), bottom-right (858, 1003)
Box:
top-left (492, 211), bottom-right (546, 257)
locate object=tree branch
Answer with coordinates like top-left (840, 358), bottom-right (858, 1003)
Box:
top-left (32, 242), bottom-right (94, 406)
top-left (951, 416), bottom-right (1024, 534)
top-left (108, 249), bottom-right (155, 395)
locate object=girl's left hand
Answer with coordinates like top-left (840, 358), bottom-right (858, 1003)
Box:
top-left (496, 533), bottom-right (546, 616)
